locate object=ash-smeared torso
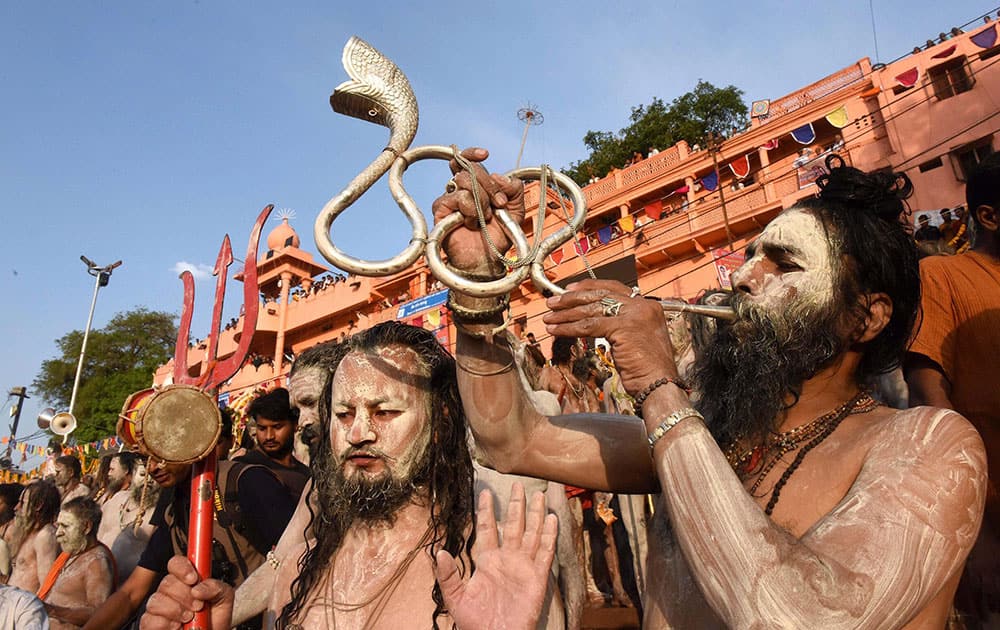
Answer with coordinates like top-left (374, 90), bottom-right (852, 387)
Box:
top-left (8, 525), bottom-right (58, 593)
top-left (641, 406), bottom-right (985, 629)
top-left (45, 544), bottom-right (115, 630)
top-left (267, 504), bottom-right (457, 630)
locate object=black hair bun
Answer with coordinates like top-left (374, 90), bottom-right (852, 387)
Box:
top-left (815, 154), bottom-right (913, 223)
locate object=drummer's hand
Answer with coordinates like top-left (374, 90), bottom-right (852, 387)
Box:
top-left (141, 556), bottom-right (234, 630)
top-left (543, 279), bottom-right (679, 395)
top-left (431, 147), bottom-right (526, 275)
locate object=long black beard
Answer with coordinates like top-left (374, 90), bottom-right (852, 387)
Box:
top-left (315, 444), bottom-right (431, 528)
top-left (692, 293), bottom-right (847, 450)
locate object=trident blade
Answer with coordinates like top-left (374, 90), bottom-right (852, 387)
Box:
top-left (207, 204), bottom-right (273, 389)
top-left (204, 235), bottom-right (233, 368)
top-left (172, 271), bottom-right (197, 384)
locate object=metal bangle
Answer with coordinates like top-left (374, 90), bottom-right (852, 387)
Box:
top-left (446, 291), bottom-right (510, 322)
top-left (647, 408), bottom-right (704, 447)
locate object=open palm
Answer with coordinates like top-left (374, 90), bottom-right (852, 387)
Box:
top-left (434, 484), bottom-right (557, 630)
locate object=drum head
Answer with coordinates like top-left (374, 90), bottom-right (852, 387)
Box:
top-left (138, 385), bottom-right (221, 464)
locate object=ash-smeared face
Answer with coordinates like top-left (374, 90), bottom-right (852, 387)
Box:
top-left (330, 346), bottom-right (432, 483)
top-left (730, 209), bottom-right (836, 315)
top-left (55, 510), bottom-right (89, 554)
top-left (288, 366), bottom-right (326, 432)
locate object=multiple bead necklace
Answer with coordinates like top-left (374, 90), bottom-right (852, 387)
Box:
top-left (725, 390), bottom-right (880, 515)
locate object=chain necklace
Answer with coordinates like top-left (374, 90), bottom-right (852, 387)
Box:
top-left (322, 524), bottom-right (434, 630)
top-left (725, 391), bottom-right (879, 515)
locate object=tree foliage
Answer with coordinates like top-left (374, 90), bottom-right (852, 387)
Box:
top-left (32, 308), bottom-right (177, 443)
top-left (564, 81), bottom-right (749, 186)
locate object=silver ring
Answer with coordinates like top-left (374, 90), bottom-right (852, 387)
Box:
top-left (445, 179), bottom-right (458, 193)
top-left (629, 286), bottom-right (641, 298)
top-left (600, 297), bottom-right (623, 317)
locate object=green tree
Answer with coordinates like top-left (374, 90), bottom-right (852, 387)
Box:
top-left (33, 308), bottom-right (177, 443)
top-left (564, 81), bottom-right (749, 186)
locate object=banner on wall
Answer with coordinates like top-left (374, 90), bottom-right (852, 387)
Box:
top-left (797, 154), bottom-right (831, 189)
top-left (713, 248), bottom-right (746, 290)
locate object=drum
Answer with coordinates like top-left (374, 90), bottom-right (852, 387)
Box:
top-left (118, 385), bottom-right (221, 464)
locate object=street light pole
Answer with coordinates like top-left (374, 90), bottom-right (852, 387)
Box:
top-left (69, 257), bottom-right (122, 416)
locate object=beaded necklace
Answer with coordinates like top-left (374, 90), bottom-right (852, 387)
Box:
top-left (556, 366), bottom-right (585, 399)
top-left (725, 390), bottom-right (879, 515)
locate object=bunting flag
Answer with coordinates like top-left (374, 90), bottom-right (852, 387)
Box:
top-left (825, 106), bottom-right (849, 128)
top-left (618, 215), bottom-right (635, 233)
top-left (671, 185), bottom-right (690, 195)
top-left (972, 24), bottom-right (998, 49)
top-left (762, 139), bottom-right (779, 151)
top-left (427, 308), bottom-right (441, 327)
top-left (895, 68), bottom-right (919, 88)
top-left (597, 226), bottom-right (613, 244)
top-left (728, 155), bottom-right (751, 179)
top-left (931, 44), bottom-right (958, 59)
top-left (644, 200), bottom-right (663, 220)
top-left (550, 246), bottom-right (565, 266)
top-left (574, 237), bottom-right (590, 256)
top-left (791, 123), bottom-right (816, 145)
top-left (751, 100), bottom-right (770, 117)
top-left (700, 171), bottom-right (719, 192)
top-left (411, 314), bottom-right (424, 328)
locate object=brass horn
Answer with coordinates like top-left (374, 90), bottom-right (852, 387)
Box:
top-left (37, 407), bottom-right (55, 430)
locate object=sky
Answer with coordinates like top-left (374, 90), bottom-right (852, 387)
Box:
top-left (1, 0), bottom-right (993, 465)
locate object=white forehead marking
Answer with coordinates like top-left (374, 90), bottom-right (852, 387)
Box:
top-left (747, 209), bottom-right (835, 306)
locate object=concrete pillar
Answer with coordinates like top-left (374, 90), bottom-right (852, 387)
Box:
top-left (273, 270), bottom-right (293, 375)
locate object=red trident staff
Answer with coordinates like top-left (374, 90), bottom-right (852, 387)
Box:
top-left (172, 204), bottom-right (273, 630)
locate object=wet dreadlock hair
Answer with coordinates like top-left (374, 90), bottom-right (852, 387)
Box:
top-left (796, 154), bottom-right (919, 382)
top-left (280, 322), bottom-right (475, 629)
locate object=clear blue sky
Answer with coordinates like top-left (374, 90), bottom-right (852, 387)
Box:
top-left (1, 0), bottom-right (992, 465)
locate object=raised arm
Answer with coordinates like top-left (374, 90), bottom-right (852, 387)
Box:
top-left (544, 283), bottom-right (987, 627)
top-left (434, 148), bottom-right (655, 492)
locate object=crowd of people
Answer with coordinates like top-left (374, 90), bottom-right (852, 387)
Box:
top-left (1, 148), bottom-right (997, 629)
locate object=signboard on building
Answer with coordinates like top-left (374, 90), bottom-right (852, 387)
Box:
top-left (713, 248), bottom-right (746, 290)
top-left (396, 289), bottom-right (448, 319)
top-left (796, 154), bottom-right (830, 189)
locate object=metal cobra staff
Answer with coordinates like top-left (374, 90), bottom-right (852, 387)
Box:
top-left (313, 36), bottom-right (587, 298)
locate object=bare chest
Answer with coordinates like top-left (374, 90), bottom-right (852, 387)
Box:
top-left (741, 416), bottom-right (873, 536)
top-left (298, 548), bottom-right (445, 630)
top-left (644, 419), bottom-right (875, 626)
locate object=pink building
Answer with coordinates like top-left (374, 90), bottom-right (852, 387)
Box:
top-left (155, 17), bottom-right (1000, 401)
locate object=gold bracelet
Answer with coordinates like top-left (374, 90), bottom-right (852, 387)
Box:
top-left (647, 408), bottom-right (703, 447)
